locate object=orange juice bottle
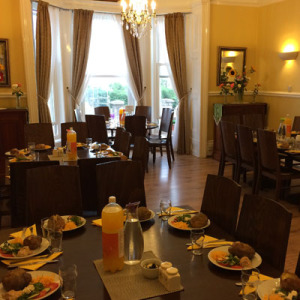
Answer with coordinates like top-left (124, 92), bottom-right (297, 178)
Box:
top-left (284, 114), bottom-right (292, 137)
top-left (102, 196), bottom-right (124, 273)
top-left (66, 127), bottom-right (77, 160)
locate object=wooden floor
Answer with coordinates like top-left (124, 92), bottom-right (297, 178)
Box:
top-left (144, 153), bottom-right (300, 273)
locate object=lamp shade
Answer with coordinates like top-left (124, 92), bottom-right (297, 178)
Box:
top-left (278, 51), bottom-right (299, 60)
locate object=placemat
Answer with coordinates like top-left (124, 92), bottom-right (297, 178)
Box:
top-left (94, 251), bottom-right (183, 300)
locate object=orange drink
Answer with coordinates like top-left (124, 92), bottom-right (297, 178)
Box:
top-left (102, 196), bottom-right (124, 272)
top-left (66, 127), bottom-right (77, 160)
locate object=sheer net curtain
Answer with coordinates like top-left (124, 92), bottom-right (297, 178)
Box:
top-left (48, 7), bottom-right (73, 143)
top-left (155, 17), bottom-right (179, 150)
top-left (79, 13), bottom-right (134, 118)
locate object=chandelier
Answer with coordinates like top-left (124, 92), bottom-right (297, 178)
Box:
top-left (121, 0), bottom-right (156, 39)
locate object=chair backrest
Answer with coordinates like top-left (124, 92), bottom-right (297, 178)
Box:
top-left (257, 129), bottom-right (280, 173)
top-left (236, 124), bottom-right (256, 167)
top-left (61, 122), bottom-right (88, 147)
top-left (78, 157), bottom-right (120, 211)
top-left (10, 160), bottom-right (59, 227)
top-left (235, 194), bottom-right (292, 272)
top-left (125, 115), bottom-right (147, 144)
top-left (24, 123), bottom-right (55, 148)
top-left (201, 174), bottom-right (241, 235)
top-left (118, 130), bottom-right (131, 157)
top-left (85, 114), bottom-right (108, 144)
top-left (94, 106), bottom-right (110, 121)
top-left (243, 114), bottom-right (265, 130)
top-left (26, 165), bottom-right (82, 224)
top-left (296, 252), bottom-right (300, 277)
top-left (292, 116), bottom-right (300, 131)
top-left (132, 136), bottom-right (149, 174)
top-left (135, 106), bottom-right (151, 122)
top-left (159, 108), bottom-right (173, 135)
top-left (220, 121), bottom-right (237, 160)
top-left (96, 160), bottom-right (146, 214)
top-left (113, 127), bottom-right (125, 152)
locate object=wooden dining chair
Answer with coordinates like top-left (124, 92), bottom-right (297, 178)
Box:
top-left (148, 109), bottom-right (174, 169)
top-left (10, 160), bottom-right (59, 227)
top-left (236, 124), bottom-right (258, 193)
top-left (24, 123), bottom-right (55, 148)
top-left (85, 114), bottom-right (109, 145)
top-left (201, 174), bottom-right (241, 235)
top-left (117, 130), bottom-right (131, 157)
top-left (292, 116), bottom-right (300, 131)
top-left (218, 120), bottom-right (238, 180)
top-left (26, 165), bottom-right (83, 225)
top-left (296, 252), bottom-right (300, 277)
top-left (96, 160), bottom-right (146, 214)
top-left (112, 127), bottom-right (125, 151)
top-left (61, 122), bottom-right (88, 147)
top-left (132, 136), bottom-right (149, 174)
top-left (235, 194), bottom-right (292, 272)
top-left (94, 106), bottom-right (110, 121)
top-left (135, 106), bottom-right (151, 122)
top-left (124, 115), bottom-right (147, 145)
top-left (78, 157), bottom-right (120, 212)
top-left (255, 129), bottom-right (300, 200)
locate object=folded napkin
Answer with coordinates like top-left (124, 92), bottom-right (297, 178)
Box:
top-left (187, 235), bottom-right (233, 250)
top-left (92, 217), bottom-right (126, 227)
top-left (1, 252), bottom-right (62, 271)
top-left (10, 225), bottom-right (37, 239)
top-left (158, 207), bottom-right (198, 217)
top-left (240, 273), bottom-right (273, 295)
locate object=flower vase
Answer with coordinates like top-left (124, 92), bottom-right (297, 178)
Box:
top-left (16, 95), bottom-right (20, 108)
top-left (236, 91), bottom-right (244, 102)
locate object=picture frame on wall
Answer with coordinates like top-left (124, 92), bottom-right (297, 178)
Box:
top-left (0, 39), bottom-right (11, 87)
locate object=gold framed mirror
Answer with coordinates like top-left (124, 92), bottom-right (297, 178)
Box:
top-left (217, 46), bottom-right (247, 85)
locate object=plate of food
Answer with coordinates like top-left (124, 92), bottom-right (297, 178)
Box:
top-left (138, 207), bottom-right (155, 222)
top-left (9, 154), bottom-right (33, 163)
top-left (0, 236), bottom-right (50, 260)
top-left (34, 144), bottom-right (51, 151)
top-left (0, 269), bottom-right (60, 300)
top-left (208, 242), bottom-right (262, 270)
top-left (167, 213), bottom-right (210, 231)
top-left (5, 148), bottom-right (30, 157)
top-left (76, 142), bottom-right (87, 148)
top-left (258, 272), bottom-right (300, 300)
top-left (43, 215), bottom-right (86, 232)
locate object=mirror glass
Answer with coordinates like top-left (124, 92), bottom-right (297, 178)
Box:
top-left (217, 47), bottom-right (247, 85)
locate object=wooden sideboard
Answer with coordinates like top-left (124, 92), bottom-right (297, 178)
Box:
top-left (213, 103), bottom-right (268, 160)
top-left (0, 109), bottom-right (28, 176)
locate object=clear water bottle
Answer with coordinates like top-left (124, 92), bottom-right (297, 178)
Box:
top-left (124, 202), bottom-right (144, 265)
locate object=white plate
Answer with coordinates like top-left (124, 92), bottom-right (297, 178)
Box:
top-left (0, 238), bottom-right (50, 260)
top-left (0, 270), bottom-right (60, 299)
top-left (208, 245), bottom-right (262, 271)
top-left (167, 214), bottom-right (210, 231)
top-left (139, 210), bottom-right (155, 223)
top-left (34, 145), bottom-right (51, 151)
top-left (44, 215), bottom-right (86, 232)
top-left (5, 149), bottom-right (30, 156)
top-left (257, 278), bottom-right (280, 299)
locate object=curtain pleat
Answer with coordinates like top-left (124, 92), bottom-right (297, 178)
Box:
top-left (72, 9), bottom-right (94, 117)
top-left (165, 13), bottom-right (190, 154)
top-left (122, 25), bottom-right (144, 106)
top-left (36, 1), bottom-right (52, 123)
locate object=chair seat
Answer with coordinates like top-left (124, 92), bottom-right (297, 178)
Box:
top-left (148, 138), bottom-right (167, 146)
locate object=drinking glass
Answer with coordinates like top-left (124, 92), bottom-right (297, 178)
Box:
top-left (190, 229), bottom-right (205, 255)
top-left (160, 200), bottom-right (172, 221)
top-left (48, 229), bottom-right (63, 253)
top-left (28, 142), bottom-right (36, 160)
top-left (40, 217), bottom-right (48, 239)
top-left (241, 268), bottom-right (260, 300)
top-left (59, 263), bottom-right (78, 299)
top-left (86, 138), bottom-right (93, 148)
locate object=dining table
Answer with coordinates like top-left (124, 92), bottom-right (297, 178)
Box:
top-left (0, 212), bottom-right (281, 300)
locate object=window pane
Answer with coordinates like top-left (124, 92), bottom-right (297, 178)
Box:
top-left (160, 76), bottom-right (178, 110)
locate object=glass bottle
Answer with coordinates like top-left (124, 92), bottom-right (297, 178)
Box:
top-left (66, 127), bottom-right (77, 160)
top-left (124, 202), bottom-right (144, 265)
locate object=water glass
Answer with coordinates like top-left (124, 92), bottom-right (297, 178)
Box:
top-left (48, 229), bottom-right (63, 253)
top-left (241, 268), bottom-right (260, 300)
top-left (190, 229), bottom-right (205, 255)
top-left (86, 138), bottom-right (93, 148)
top-left (59, 263), bottom-right (78, 299)
top-left (28, 142), bottom-right (36, 160)
top-left (160, 200), bottom-right (172, 221)
top-left (41, 217), bottom-right (48, 239)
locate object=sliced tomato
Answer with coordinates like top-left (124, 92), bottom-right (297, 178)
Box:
top-left (48, 282), bottom-right (59, 291)
top-left (38, 290), bottom-right (47, 298)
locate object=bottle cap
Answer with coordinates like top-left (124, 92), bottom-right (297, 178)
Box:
top-left (166, 267), bottom-right (178, 275)
top-left (109, 196), bottom-right (116, 203)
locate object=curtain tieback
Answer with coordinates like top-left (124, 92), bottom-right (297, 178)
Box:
top-left (37, 94), bottom-right (49, 105)
top-left (137, 86), bottom-right (147, 105)
top-left (178, 88), bottom-right (192, 102)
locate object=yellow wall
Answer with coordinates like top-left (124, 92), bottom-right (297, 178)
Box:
top-left (0, 0), bottom-right (27, 108)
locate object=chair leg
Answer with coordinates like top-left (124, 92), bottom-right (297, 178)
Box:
top-left (275, 178), bottom-right (282, 201)
top-left (231, 164), bottom-right (236, 180)
top-left (254, 170), bottom-right (261, 195)
top-left (153, 146), bottom-right (156, 163)
top-left (252, 168), bottom-right (258, 194)
top-left (235, 162), bottom-right (241, 183)
top-left (218, 155), bottom-right (225, 176)
top-left (160, 146), bottom-right (163, 157)
top-left (166, 144), bottom-right (172, 169)
top-left (170, 140), bottom-right (175, 161)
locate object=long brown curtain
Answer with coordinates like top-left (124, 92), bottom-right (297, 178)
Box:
top-left (122, 25), bottom-right (145, 106)
top-left (36, 1), bottom-right (52, 123)
top-left (165, 13), bottom-right (190, 154)
top-left (72, 9), bottom-right (93, 116)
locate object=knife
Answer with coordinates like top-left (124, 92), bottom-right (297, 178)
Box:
top-left (8, 259), bottom-right (58, 268)
top-left (185, 239), bottom-right (226, 246)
